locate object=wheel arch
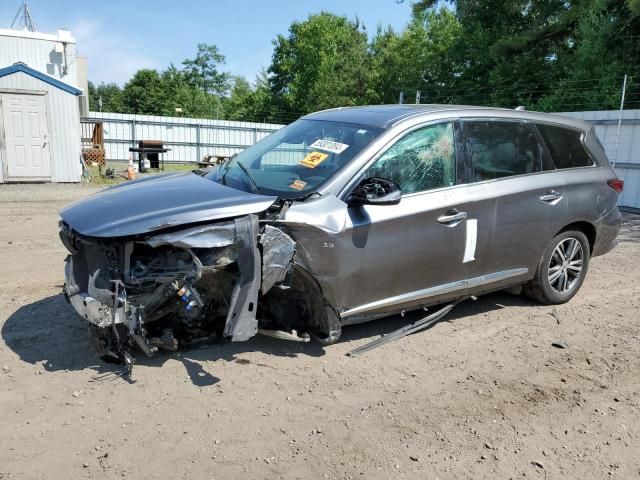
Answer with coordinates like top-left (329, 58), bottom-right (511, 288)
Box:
top-left (557, 221), bottom-right (596, 255)
top-left (260, 264), bottom-right (342, 344)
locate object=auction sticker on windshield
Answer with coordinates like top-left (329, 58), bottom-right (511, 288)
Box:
top-left (299, 151), bottom-right (328, 169)
top-left (289, 179), bottom-right (308, 190)
top-left (309, 139), bottom-right (349, 154)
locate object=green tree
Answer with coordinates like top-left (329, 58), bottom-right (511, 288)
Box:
top-left (224, 76), bottom-right (255, 120)
top-left (536, 0), bottom-right (627, 111)
top-left (121, 69), bottom-right (166, 115)
top-left (369, 26), bottom-right (402, 104)
top-left (224, 72), bottom-right (290, 123)
top-left (370, 7), bottom-right (462, 105)
top-left (408, 0), bottom-right (640, 111)
top-left (182, 43), bottom-right (231, 95)
top-left (268, 12), bottom-right (372, 114)
top-left (88, 81), bottom-right (124, 112)
top-left (160, 64), bottom-right (223, 118)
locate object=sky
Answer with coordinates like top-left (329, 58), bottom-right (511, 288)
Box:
top-left (0, 0), bottom-right (414, 85)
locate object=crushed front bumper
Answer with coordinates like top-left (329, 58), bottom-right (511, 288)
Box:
top-left (61, 215), bottom-right (340, 368)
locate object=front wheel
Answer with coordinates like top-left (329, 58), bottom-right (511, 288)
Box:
top-left (524, 230), bottom-right (590, 305)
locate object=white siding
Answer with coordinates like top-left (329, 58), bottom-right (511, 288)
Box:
top-left (0, 100), bottom-right (4, 183)
top-left (0, 29), bottom-right (78, 87)
top-left (0, 71), bottom-right (82, 182)
top-left (558, 110), bottom-right (640, 209)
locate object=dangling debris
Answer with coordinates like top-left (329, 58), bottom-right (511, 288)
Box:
top-left (347, 298), bottom-right (468, 357)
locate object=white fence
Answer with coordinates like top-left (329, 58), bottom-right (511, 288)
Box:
top-left (559, 109), bottom-right (640, 209)
top-left (84, 110), bottom-right (640, 209)
top-left (83, 112), bottom-right (285, 164)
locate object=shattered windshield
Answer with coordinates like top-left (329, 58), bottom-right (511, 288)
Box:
top-left (206, 119), bottom-right (383, 198)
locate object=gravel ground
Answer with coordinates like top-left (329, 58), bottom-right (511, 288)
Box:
top-left (1, 183), bottom-right (639, 480)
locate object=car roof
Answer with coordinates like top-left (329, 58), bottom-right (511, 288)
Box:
top-left (302, 104), bottom-right (593, 131)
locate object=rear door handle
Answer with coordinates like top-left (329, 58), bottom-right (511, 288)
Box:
top-left (540, 190), bottom-right (563, 204)
top-left (437, 209), bottom-right (467, 226)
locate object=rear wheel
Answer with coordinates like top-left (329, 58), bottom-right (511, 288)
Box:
top-left (524, 230), bottom-right (590, 305)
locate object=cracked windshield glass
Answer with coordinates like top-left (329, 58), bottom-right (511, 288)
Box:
top-left (208, 119), bottom-right (383, 198)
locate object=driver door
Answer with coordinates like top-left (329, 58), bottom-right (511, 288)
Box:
top-left (334, 121), bottom-right (473, 319)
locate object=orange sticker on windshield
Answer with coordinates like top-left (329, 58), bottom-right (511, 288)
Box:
top-left (289, 179), bottom-right (307, 191)
top-left (299, 151), bottom-right (328, 169)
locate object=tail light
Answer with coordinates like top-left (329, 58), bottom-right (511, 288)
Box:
top-left (607, 179), bottom-right (624, 193)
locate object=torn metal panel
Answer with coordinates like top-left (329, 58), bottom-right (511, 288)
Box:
top-left (278, 195), bottom-right (348, 311)
top-left (61, 206), bottom-right (339, 369)
top-left (146, 222), bottom-right (236, 249)
top-left (347, 299), bottom-right (463, 357)
top-left (88, 269), bottom-right (115, 304)
top-left (260, 265), bottom-right (342, 345)
top-left (222, 214), bottom-right (261, 341)
top-left (260, 225), bottom-right (296, 294)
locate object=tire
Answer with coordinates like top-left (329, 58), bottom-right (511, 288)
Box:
top-left (524, 230), bottom-right (590, 305)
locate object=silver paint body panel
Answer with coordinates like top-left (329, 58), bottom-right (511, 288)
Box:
top-left (279, 105), bottom-right (621, 320)
top-left (60, 105), bottom-right (622, 326)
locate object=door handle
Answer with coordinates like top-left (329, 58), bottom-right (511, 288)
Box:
top-left (540, 190), bottom-right (563, 204)
top-left (437, 209), bottom-right (467, 225)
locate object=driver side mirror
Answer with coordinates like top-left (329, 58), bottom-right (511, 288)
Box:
top-left (347, 177), bottom-right (402, 207)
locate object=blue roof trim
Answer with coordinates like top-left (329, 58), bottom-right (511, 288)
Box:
top-left (0, 62), bottom-right (82, 96)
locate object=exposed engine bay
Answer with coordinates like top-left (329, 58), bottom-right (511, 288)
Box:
top-left (60, 215), bottom-right (341, 373)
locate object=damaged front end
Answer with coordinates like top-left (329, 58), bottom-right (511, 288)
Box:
top-left (60, 215), bottom-right (341, 370)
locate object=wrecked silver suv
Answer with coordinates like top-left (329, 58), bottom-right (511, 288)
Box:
top-left (60, 105), bottom-right (622, 368)
top-left (60, 116), bottom-right (380, 368)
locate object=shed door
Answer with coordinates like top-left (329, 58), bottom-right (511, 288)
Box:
top-left (1, 93), bottom-right (51, 181)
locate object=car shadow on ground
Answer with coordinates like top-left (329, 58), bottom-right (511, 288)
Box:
top-left (1, 293), bottom-right (327, 385)
top-left (2, 291), bottom-right (537, 385)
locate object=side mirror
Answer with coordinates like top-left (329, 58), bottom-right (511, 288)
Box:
top-left (347, 177), bottom-right (402, 207)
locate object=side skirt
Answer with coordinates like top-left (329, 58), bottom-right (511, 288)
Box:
top-left (340, 268), bottom-right (528, 322)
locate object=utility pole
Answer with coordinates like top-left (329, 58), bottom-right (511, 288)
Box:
top-left (10, 1), bottom-right (38, 32)
top-left (398, 91), bottom-right (404, 104)
top-left (612, 74), bottom-right (628, 168)
top-left (415, 91), bottom-right (421, 104)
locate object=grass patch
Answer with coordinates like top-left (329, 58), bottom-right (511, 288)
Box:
top-left (85, 163), bottom-right (199, 186)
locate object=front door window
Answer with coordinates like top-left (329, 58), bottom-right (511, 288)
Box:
top-left (365, 122), bottom-right (456, 194)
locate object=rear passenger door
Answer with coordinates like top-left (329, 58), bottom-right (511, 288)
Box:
top-left (460, 119), bottom-right (568, 282)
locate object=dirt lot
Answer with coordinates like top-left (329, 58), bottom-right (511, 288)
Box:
top-left (1, 183), bottom-right (639, 480)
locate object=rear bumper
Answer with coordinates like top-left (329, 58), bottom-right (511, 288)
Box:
top-left (593, 207), bottom-right (622, 257)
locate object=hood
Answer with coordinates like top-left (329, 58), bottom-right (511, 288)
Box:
top-left (60, 171), bottom-right (277, 237)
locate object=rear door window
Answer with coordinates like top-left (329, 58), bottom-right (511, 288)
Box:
top-left (536, 124), bottom-right (594, 169)
top-left (465, 121), bottom-right (551, 181)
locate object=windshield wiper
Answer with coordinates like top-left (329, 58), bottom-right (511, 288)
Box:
top-left (235, 161), bottom-right (260, 194)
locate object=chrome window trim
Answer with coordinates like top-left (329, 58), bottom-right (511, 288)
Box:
top-left (317, 110), bottom-right (598, 199)
top-left (459, 117), bottom-right (599, 187)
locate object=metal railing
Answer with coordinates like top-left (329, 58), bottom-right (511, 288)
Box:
top-left (81, 113), bottom-right (285, 164)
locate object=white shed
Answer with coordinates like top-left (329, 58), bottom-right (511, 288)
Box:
top-left (0, 62), bottom-right (82, 183)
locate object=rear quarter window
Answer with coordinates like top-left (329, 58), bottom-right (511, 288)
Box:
top-left (536, 124), bottom-right (594, 169)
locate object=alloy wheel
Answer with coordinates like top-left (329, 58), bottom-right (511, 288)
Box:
top-left (547, 237), bottom-right (584, 294)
